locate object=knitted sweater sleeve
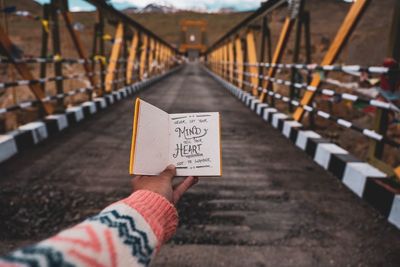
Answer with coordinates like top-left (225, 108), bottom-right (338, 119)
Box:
top-left (0, 190), bottom-right (178, 267)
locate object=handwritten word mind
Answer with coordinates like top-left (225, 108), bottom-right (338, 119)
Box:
top-left (175, 126), bottom-right (208, 140)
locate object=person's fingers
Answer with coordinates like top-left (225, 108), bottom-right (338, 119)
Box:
top-left (172, 176), bottom-right (199, 204)
top-left (131, 175), bottom-right (142, 189)
top-left (131, 175), bottom-right (141, 184)
top-left (159, 164), bottom-right (176, 181)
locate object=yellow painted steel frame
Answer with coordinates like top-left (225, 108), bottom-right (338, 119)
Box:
top-left (212, 51), bottom-right (215, 72)
top-left (217, 47), bottom-right (221, 76)
top-left (216, 48), bottom-right (220, 75)
top-left (220, 46), bottom-right (224, 77)
top-left (159, 45), bottom-right (165, 71)
top-left (215, 50), bottom-right (218, 73)
top-left (214, 50), bottom-right (217, 73)
top-left (216, 47), bottom-right (221, 76)
top-left (139, 34), bottom-right (148, 80)
top-left (165, 48), bottom-right (171, 69)
top-left (162, 45), bottom-right (168, 71)
top-left (126, 31), bottom-right (139, 84)
top-left (221, 45), bottom-right (225, 78)
top-left (246, 30), bottom-right (259, 96)
top-left (105, 22), bottom-right (124, 92)
top-left (216, 48), bottom-right (220, 76)
top-left (228, 41), bottom-right (235, 83)
top-left (148, 38), bottom-right (155, 75)
top-left (235, 37), bottom-right (244, 89)
top-left (214, 48), bottom-right (218, 75)
top-left (259, 17), bottom-right (294, 102)
top-left (395, 166), bottom-right (400, 180)
top-left (0, 25), bottom-right (54, 114)
top-left (61, 10), bottom-right (97, 94)
top-left (293, 0), bottom-right (369, 121)
top-left (220, 47), bottom-right (224, 77)
top-left (223, 44), bottom-right (229, 79)
top-left (154, 41), bottom-right (160, 73)
top-left (209, 51), bottom-right (213, 71)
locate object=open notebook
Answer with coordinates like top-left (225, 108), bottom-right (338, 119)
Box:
top-left (129, 98), bottom-right (222, 176)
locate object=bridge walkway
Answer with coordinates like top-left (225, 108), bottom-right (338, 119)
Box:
top-left (0, 63), bottom-right (399, 266)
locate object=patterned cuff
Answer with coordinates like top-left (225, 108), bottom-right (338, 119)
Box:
top-left (122, 190), bottom-right (178, 246)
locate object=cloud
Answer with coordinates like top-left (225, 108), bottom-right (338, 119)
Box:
top-left (110, 0), bottom-right (264, 11)
top-left (70, 6), bottom-right (84, 12)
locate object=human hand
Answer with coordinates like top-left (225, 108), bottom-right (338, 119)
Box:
top-left (131, 164), bottom-right (198, 205)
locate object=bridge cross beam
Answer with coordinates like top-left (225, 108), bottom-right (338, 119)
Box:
top-left (258, 0), bottom-right (305, 104)
top-left (58, 0), bottom-right (97, 98)
top-left (0, 25), bottom-right (54, 115)
top-left (293, 0), bottom-right (370, 121)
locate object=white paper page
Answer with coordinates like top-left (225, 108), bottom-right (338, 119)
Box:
top-left (133, 100), bottom-right (169, 175)
top-left (168, 112), bottom-right (221, 176)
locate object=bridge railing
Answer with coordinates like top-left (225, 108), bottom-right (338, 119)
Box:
top-left (205, 0), bottom-right (400, 179)
top-left (0, 0), bottom-right (179, 132)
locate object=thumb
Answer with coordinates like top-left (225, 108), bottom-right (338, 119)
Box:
top-left (159, 164), bottom-right (176, 181)
top-left (172, 176), bottom-right (198, 204)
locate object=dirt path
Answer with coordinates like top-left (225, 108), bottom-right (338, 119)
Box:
top-left (1, 63), bottom-right (400, 266)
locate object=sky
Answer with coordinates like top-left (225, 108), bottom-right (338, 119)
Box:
top-left (34, 0), bottom-right (266, 12)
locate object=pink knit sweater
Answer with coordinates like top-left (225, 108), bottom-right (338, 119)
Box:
top-left (0, 190), bottom-right (178, 267)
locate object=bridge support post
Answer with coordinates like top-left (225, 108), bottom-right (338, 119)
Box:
top-left (50, 0), bottom-right (65, 112)
top-left (289, 1), bottom-right (308, 113)
top-left (235, 37), bottom-right (244, 89)
top-left (228, 40), bottom-right (235, 83)
top-left (258, 16), bottom-right (272, 91)
top-left (122, 25), bottom-right (129, 87)
top-left (245, 30), bottom-right (259, 96)
top-left (161, 45), bottom-right (167, 72)
top-left (293, 0), bottom-right (370, 122)
top-left (106, 22), bottom-right (124, 92)
top-left (223, 43), bottom-right (229, 80)
top-left (126, 31), bottom-right (139, 85)
top-left (148, 38), bottom-right (154, 77)
top-left (40, 4), bottom-right (50, 93)
top-left (259, 15), bottom-right (295, 104)
top-left (95, 9), bottom-right (106, 96)
top-left (139, 33), bottom-right (148, 81)
top-left (216, 47), bottom-right (220, 77)
top-left (155, 41), bottom-right (160, 74)
top-left (59, 0), bottom-right (97, 99)
top-left (0, 25), bottom-right (54, 115)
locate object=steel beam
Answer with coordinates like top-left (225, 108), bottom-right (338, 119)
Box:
top-left (259, 17), bottom-right (295, 103)
top-left (228, 41), bottom-right (235, 83)
top-left (294, 0), bottom-right (370, 121)
top-left (246, 30), bottom-right (259, 96)
top-left (139, 34), bottom-right (148, 80)
top-left (235, 37), bottom-right (244, 89)
top-left (206, 0), bottom-right (284, 53)
top-left (83, 0), bottom-right (177, 53)
top-left (0, 25), bottom-right (54, 114)
top-left (126, 31), bottom-right (139, 84)
top-left (105, 22), bottom-right (124, 92)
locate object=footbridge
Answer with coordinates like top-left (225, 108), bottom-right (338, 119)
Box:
top-left (0, 0), bottom-right (400, 266)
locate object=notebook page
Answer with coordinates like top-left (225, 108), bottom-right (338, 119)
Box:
top-left (168, 112), bottom-right (221, 176)
top-left (132, 99), bottom-right (169, 175)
